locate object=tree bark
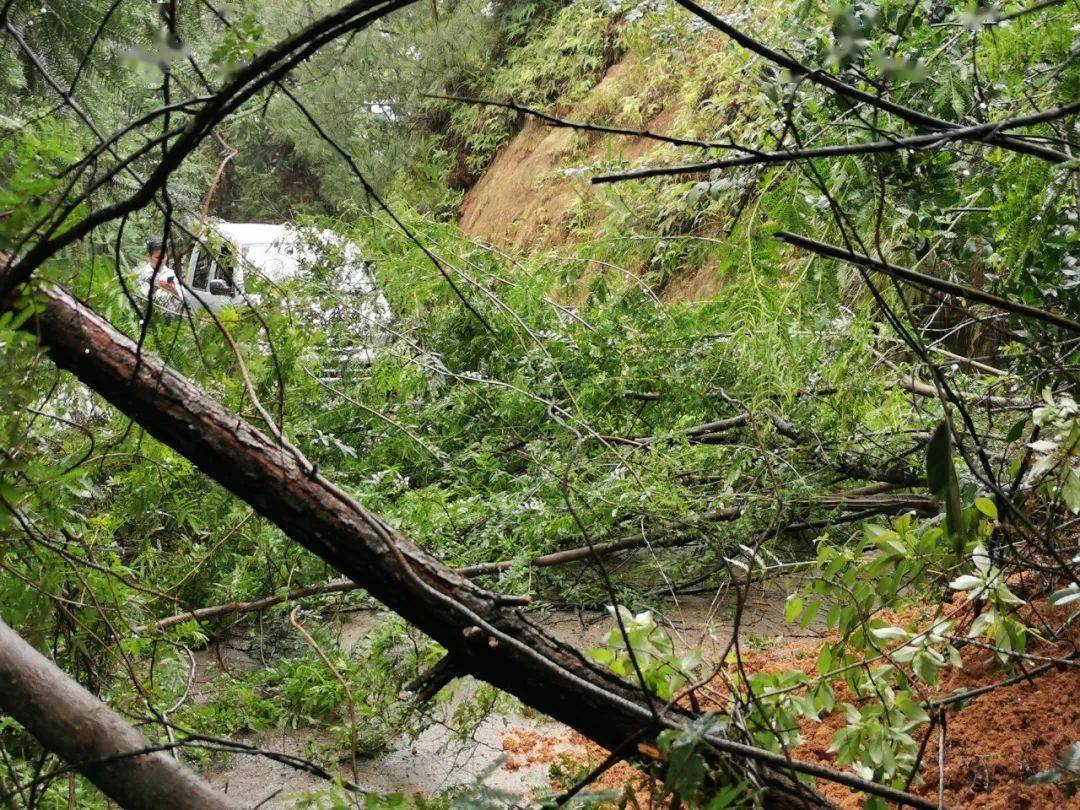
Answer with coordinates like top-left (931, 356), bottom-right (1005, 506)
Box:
top-left (0, 617), bottom-right (238, 810)
top-left (8, 282), bottom-right (948, 808)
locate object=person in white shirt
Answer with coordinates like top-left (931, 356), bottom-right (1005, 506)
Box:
top-left (137, 238), bottom-right (183, 312)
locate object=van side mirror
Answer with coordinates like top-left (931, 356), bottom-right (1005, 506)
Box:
top-left (208, 278), bottom-right (232, 296)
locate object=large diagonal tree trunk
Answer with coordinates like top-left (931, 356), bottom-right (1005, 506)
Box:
top-left (8, 280), bottom-right (919, 809)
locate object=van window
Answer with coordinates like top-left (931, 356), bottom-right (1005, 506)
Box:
top-left (192, 249), bottom-right (213, 290)
top-left (213, 243), bottom-right (237, 290)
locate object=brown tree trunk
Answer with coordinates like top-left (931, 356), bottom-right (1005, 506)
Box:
top-left (9, 281), bottom-right (948, 808)
top-left (0, 617), bottom-right (237, 810)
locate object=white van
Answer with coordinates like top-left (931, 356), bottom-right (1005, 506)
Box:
top-left (181, 221), bottom-right (392, 364)
top-left (183, 222), bottom-right (387, 312)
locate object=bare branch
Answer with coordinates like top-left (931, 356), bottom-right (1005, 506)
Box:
top-left (593, 99), bottom-right (1080, 183)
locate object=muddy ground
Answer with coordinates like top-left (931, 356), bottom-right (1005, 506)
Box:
top-left (201, 578), bottom-right (804, 807)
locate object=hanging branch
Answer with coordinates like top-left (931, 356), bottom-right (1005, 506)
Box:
top-left (592, 99), bottom-right (1080, 183)
top-left (425, 93), bottom-right (749, 150)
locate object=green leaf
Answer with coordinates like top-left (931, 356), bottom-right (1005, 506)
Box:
top-left (1049, 585), bottom-right (1080, 608)
top-left (1027, 768), bottom-right (1063, 785)
top-left (661, 726), bottom-right (708, 797)
top-left (785, 595), bottom-right (803, 623)
top-left (874, 535), bottom-right (908, 558)
top-left (0, 478), bottom-right (20, 507)
top-left (925, 421), bottom-right (952, 494)
top-left (813, 682), bottom-right (836, 713)
top-left (896, 694), bottom-right (930, 724)
top-left (949, 574), bottom-right (982, 591)
top-left (994, 581), bottom-right (1026, 606)
top-left (825, 602), bottom-right (841, 629)
top-left (891, 645), bottom-right (917, 664)
top-left (968, 610), bottom-right (995, 638)
top-left (800, 599), bottom-right (822, 629)
top-left (870, 626), bottom-right (909, 642)
top-left (946, 644), bottom-right (963, 668)
top-left (817, 645), bottom-right (834, 676)
top-left (704, 782), bottom-right (747, 809)
top-left (912, 651), bottom-right (941, 686)
top-left (974, 498), bottom-right (998, 521)
top-left (1059, 741), bottom-right (1080, 773)
top-left (1063, 469), bottom-right (1080, 514)
top-left (587, 647), bottom-right (614, 665)
top-left (1005, 417), bottom-right (1027, 443)
top-left (926, 421), bottom-right (964, 544)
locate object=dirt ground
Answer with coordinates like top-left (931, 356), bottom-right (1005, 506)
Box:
top-left (487, 589), bottom-right (1080, 809)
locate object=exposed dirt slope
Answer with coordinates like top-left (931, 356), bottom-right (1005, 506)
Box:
top-left (459, 55), bottom-right (676, 254)
top-left (459, 117), bottom-right (582, 252)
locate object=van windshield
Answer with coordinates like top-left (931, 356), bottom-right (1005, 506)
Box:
top-left (213, 243), bottom-right (236, 289)
top-left (190, 242), bottom-right (237, 293)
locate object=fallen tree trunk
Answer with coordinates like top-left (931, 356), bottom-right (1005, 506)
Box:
top-left (147, 517), bottom-right (744, 631)
top-left (611, 410), bottom-right (801, 448)
top-left (896, 374), bottom-right (1030, 410)
top-left (0, 617), bottom-right (237, 810)
top-left (14, 286), bottom-right (684, 759)
top-left (457, 506), bottom-right (745, 577)
top-left (143, 507), bottom-right (744, 630)
top-left (7, 281), bottom-right (942, 809)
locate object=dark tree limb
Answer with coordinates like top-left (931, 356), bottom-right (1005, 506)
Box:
top-left (142, 579), bottom-right (361, 632)
top-left (0, 617), bottom-right (237, 810)
top-left (592, 99), bottom-right (1080, 183)
top-left (776, 230), bottom-right (1080, 334)
top-left (425, 93), bottom-right (745, 150)
top-left (143, 494), bottom-right (934, 630)
top-left (612, 410), bottom-right (801, 448)
top-left (834, 455), bottom-right (922, 488)
top-left (457, 506), bottom-right (745, 577)
top-left (403, 654), bottom-right (463, 702)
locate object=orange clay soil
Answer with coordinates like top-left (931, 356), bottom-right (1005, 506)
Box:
top-left (501, 727), bottom-right (660, 804)
top-left (502, 599), bottom-right (1079, 808)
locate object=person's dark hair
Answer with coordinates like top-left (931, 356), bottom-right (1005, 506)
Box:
top-left (145, 237), bottom-right (166, 254)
